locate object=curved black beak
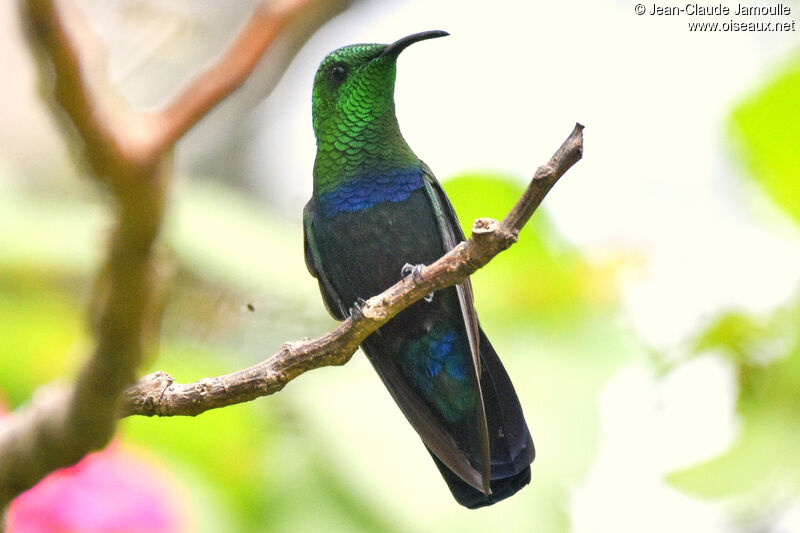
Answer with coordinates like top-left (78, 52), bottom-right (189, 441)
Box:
top-left (378, 30), bottom-right (449, 58)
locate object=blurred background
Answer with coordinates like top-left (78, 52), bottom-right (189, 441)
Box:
top-left (1, 0), bottom-right (799, 531)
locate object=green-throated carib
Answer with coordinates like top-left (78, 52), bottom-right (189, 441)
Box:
top-left (303, 31), bottom-right (534, 508)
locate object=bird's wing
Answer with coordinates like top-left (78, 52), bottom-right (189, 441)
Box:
top-left (360, 332), bottom-right (488, 493)
top-left (306, 191), bottom-right (488, 494)
top-left (419, 161), bottom-right (492, 494)
top-left (303, 200), bottom-right (349, 320)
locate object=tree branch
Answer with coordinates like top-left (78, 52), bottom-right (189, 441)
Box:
top-left (1, 0), bottom-right (349, 510)
top-left (21, 0), bottom-right (141, 179)
top-left (151, 0), bottom-right (333, 153)
top-left (122, 123), bottom-right (585, 417)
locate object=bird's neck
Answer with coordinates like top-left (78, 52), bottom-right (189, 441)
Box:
top-left (312, 111), bottom-right (420, 195)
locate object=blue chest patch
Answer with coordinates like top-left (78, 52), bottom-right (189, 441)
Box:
top-left (318, 167), bottom-right (425, 218)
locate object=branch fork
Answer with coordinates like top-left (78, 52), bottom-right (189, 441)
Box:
top-left (1, 0), bottom-right (355, 509)
top-left (2, 0), bottom-right (584, 512)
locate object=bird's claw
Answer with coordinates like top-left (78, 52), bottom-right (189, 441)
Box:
top-left (349, 297), bottom-right (367, 322)
top-left (401, 263), bottom-right (434, 303)
top-left (401, 263), bottom-right (426, 283)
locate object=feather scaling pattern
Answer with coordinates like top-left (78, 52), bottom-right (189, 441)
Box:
top-left (303, 31), bottom-right (534, 508)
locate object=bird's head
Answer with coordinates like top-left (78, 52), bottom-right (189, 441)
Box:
top-left (311, 30), bottom-right (448, 142)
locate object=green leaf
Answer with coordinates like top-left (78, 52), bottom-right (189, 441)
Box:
top-left (669, 297), bottom-right (800, 498)
top-left (673, 48), bottom-right (800, 502)
top-left (730, 52), bottom-right (800, 224)
top-left (443, 172), bottom-right (618, 323)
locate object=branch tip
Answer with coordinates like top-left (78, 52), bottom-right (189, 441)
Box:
top-left (471, 218), bottom-right (499, 235)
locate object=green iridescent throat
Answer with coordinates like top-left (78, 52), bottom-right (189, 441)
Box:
top-left (312, 44), bottom-right (420, 195)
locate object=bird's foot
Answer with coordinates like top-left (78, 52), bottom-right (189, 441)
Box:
top-left (401, 263), bottom-right (434, 303)
top-left (401, 263), bottom-right (426, 282)
top-left (349, 297), bottom-right (367, 322)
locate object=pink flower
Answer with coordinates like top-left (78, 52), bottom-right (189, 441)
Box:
top-left (6, 442), bottom-right (189, 533)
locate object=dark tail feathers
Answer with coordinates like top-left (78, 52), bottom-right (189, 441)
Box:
top-left (432, 329), bottom-right (535, 508)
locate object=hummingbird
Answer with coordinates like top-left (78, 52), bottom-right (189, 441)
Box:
top-left (303, 31), bottom-right (534, 508)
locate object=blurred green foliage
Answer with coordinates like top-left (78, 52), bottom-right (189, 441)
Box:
top-left (0, 269), bottom-right (85, 404)
top-left (667, 53), bottom-right (800, 508)
top-left (0, 162), bottom-right (636, 532)
top-left (5, 49), bottom-right (799, 525)
top-left (443, 173), bottom-right (618, 323)
top-left (669, 301), bottom-right (800, 498)
top-left (730, 52), bottom-right (800, 225)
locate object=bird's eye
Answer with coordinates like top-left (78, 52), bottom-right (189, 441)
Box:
top-left (330, 65), bottom-right (348, 84)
